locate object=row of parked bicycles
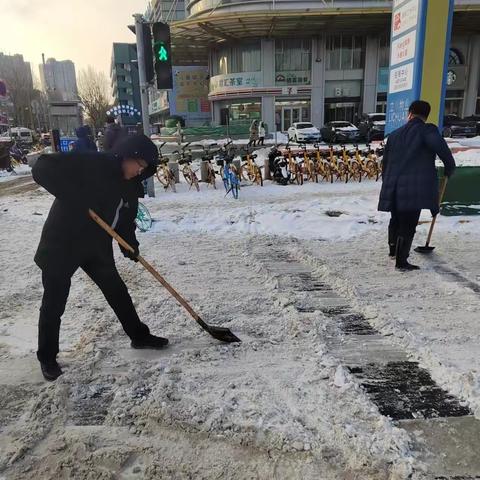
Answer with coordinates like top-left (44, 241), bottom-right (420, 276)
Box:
top-left (153, 141), bottom-right (385, 199)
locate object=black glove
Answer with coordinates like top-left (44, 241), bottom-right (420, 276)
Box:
top-left (121, 245), bottom-right (139, 262)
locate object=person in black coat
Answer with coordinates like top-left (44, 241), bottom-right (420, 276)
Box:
top-left (104, 115), bottom-right (127, 151)
top-left (378, 101), bottom-right (456, 271)
top-left (32, 134), bottom-right (168, 381)
top-left (72, 125), bottom-right (98, 152)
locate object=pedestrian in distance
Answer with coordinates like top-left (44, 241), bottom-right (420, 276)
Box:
top-left (32, 134), bottom-right (169, 382)
top-left (248, 119), bottom-right (259, 147)
top-left (72, 125), bottom-right (97, 152)
top-left (258, 121), bottom-right (266, 146)
top-left (378, 100), bottom-right (456, 271)
top-left (104, 115), bottom-right (127, 151)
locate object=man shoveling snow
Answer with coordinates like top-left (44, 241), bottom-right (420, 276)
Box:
top-left (32, 134), bottom-right (169, 381)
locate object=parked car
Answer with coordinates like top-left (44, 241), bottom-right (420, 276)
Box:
top-left (356, 113), bottom-right (386, 141)
top-left (287, 122), bottom-right (321, 143)
top-left (320, 121), bottom-right (360, 143)
top-left (442, 115), bottom-right (477, 138)
top-left (463, 115), bottom-right (480, 135)
top-left (0, 127), bottom-right (34, 145)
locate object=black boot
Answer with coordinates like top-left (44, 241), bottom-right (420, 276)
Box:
top-left (389, 243), bottom-right (396, 258)
top-left (131, 334), bottom-right (169, 350)
top-left (395, 237), bottom-right (420, 271)
top-left (40, 360), bottom-right (63, 381)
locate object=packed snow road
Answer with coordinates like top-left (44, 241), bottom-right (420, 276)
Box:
top-left (0, 173), bottom-right (479, 479)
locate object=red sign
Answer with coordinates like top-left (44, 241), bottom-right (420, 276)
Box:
top-left (394, 12), bottom-right (401, 32)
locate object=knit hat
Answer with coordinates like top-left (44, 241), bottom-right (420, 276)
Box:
top-left (112, 134), bottom-right (159, 167)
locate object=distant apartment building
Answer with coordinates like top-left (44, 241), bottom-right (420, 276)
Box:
top-left (0, 53), bottom-right (34, 128)
top-left (110, 43), bottom-right (143, 129)
top-left (39, 57), bottom-right (81, 135)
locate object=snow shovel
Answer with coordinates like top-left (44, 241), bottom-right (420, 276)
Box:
top-left (89, 209), bottom-right (241, 343)
top-left (414, 177), bottom-right (448, 254)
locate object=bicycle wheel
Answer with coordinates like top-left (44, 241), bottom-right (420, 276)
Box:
top-left (191, 172), bottom-right (200, 192)
top-left (241, 164), bottom-right (251, 182)
top-left (156, 167), bottom-right (169, 187)
top-left (207, 166), bottom-right (217, 189)
top-left (182, 168), bottom-right (193, 187)
top-left (135, 202), bottom-right (153, 232)
top-left (254, 166), bottom-right (263, 186)
top-left (350, 161), bottom-right (362, 183)
top-left (365, 160), bottom-right (377, 180)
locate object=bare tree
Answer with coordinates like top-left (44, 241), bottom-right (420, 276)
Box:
top-left (78, 66), bottom-right (111, 131)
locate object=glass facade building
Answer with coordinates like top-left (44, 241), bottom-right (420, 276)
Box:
top-left (169, 0), bottom-right (480, 130)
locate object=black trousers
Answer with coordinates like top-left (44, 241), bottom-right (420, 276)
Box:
top-left (388, 209), bottom-right (421, 261)
top-left (37, 257), bottom-right (150, 362)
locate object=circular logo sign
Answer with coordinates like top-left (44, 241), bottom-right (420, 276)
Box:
top-left (447, 70), bottom-right (457, 86)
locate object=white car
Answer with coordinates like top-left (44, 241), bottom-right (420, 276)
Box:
top-left (287, 122), bottom-right (321, 143)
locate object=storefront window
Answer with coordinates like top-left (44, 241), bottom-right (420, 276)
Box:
top-left (444, 92), bottom-right (464, 116)
top-left (275, 39), bottom-right (311, 85)
top-left (275, 100), bottom-right (311, 131)
top-left (213, 42), bottom-right (261, 75)
top-left (219, 100), bottom-right (261, 127)
top-left (326, 35), bottom-right (365, 70)
top-left (324, 102), bottom-right (361, 124)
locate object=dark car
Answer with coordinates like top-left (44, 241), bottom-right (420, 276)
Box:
top-left (463, 115), bottom-right (480, 135)
top-left (320, 121), bottom-right (361, 143)
top-left (442, 115), bottom-right (477, 138)
top-left (357, 113), bottom-right (386, 141)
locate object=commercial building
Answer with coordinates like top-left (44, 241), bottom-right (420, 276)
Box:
top-left (39, 57), bottom-right (81, 135)
top-left (169, 0), bottom-right (480, 131)
top-left (110, 43), bottom-right (143, 129)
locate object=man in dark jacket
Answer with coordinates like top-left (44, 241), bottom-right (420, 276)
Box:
top-left (104, 115), bottom-right (126, 151)
top-left (32, 135), bottom-right (168, 381)
top-left (72, 125), bottom-right (98, 152)
top-left (378, 101), bottom-right (456, 271)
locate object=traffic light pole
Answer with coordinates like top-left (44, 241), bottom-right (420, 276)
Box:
top-left (134, 13), bottom-right (155, 197)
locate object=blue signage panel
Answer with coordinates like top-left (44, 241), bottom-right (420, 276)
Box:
top-left (385, 0), bottom-right (428, 135)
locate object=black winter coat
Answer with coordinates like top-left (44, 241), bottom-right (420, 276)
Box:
top-left (33, 152), bottom-right (147, 276)
top-left (378, 117), bottom-right (456, 215)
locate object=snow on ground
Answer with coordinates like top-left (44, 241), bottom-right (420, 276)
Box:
top-left (0, 164), bottom-right (31, 182)
top-left (0, 145), bottom-right (480, 478)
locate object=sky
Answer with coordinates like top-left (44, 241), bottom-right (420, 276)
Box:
top-left (0, 0), bottom-right (148, 81)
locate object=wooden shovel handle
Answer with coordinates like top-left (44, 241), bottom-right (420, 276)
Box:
top-left (88, 209), bottom-right (202, 323)
top-left (425, 177), bottom-right (448, 247)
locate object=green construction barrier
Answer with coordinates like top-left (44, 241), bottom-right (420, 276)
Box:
top-left (160, 125), bottom-right (250, 137)
top-left (437, 166), bottom-right (480, 216)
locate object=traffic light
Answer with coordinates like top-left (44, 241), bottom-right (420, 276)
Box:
top-left (152, 22), bottom-right (173, 90)
top-left (141, 23), bottom-right (155, 84)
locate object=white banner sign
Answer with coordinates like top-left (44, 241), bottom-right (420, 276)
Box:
top-left (391, 30), bottom-right (417, 67)
top-left (392, 0), bottom-right (420, 38)
top-left (389, 62), bottom-right (415, 93)
top-left (210, 72), bottom-right (263, 94)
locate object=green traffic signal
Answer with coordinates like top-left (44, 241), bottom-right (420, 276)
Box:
top-left (155, 42), bottom-right (169, 62)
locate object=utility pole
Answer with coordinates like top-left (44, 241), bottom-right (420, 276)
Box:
top-left (133, 13), bottom-right (155, 197)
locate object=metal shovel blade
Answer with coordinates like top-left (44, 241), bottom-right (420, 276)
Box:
top-left (196, 317), bottom-right (241, 343)
top-left (207, 325), bottom-right (242, 343)
top-left (414, 245), bottom-right (435, 254)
